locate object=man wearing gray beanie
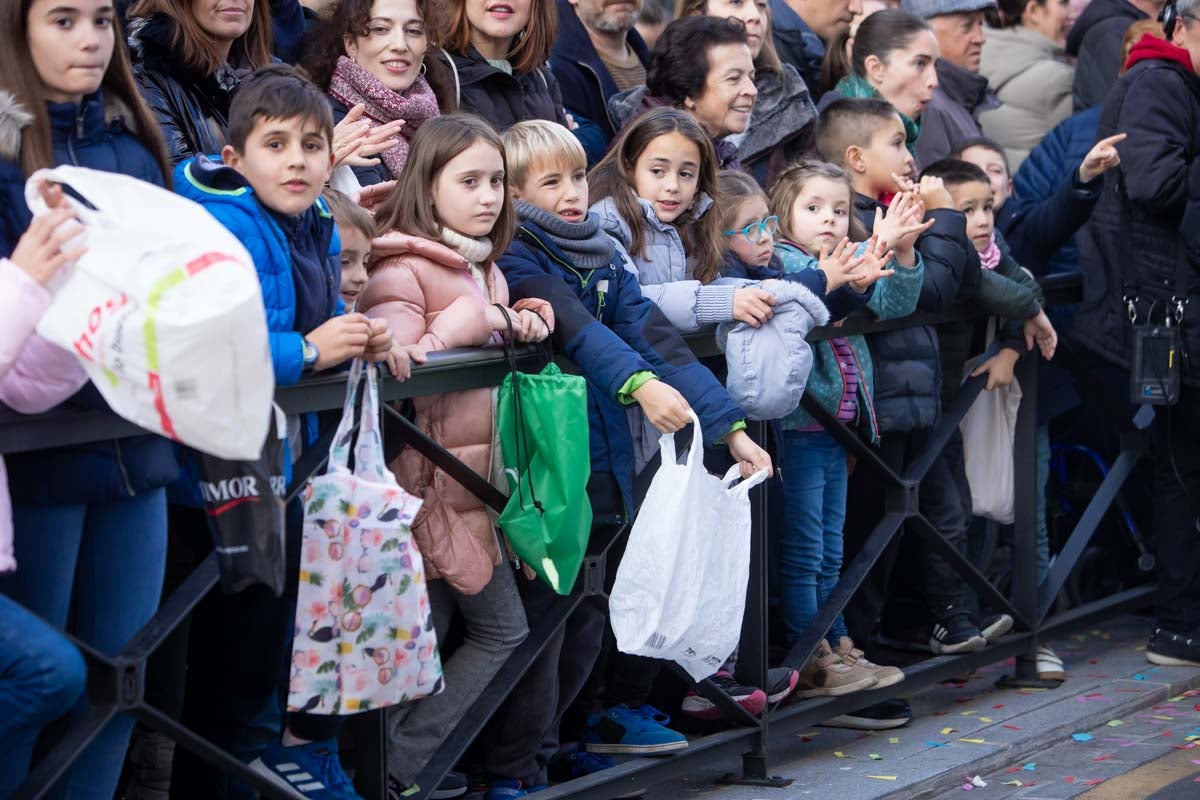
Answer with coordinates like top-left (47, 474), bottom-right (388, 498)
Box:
top-left (901, 0), bottom-right (1002, 167)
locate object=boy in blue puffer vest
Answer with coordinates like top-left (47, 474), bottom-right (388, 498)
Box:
top-left (483, 120), bottom-right (773, 799)
top-left (173, 64), bottom-right (394, 800)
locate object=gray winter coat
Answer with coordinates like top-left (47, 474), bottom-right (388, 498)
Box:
top-left (738, 64), bottom-right (818, 185)
top-left (915, 59), bottom-right (1001, 169)
top-left (716, 280), bottom-right (830, 421)
top-left (590, 195), bottom-right (736, 332)
top-left (979, 26), bottom-right (1075, 172)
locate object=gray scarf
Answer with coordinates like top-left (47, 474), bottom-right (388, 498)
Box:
top-left (515, 200), bottom-right (615, 270)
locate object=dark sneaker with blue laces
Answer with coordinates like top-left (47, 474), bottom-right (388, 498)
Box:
top-left (582, 705), bottom-right (688, 755)
top-left (250, 738), bottom-right (362, 800)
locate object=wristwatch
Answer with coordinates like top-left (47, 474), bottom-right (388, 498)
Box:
top-left (302, 338), bottom-right (319, 373)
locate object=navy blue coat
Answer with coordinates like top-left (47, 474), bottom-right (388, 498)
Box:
top-left (855, 194), bottom-right (980, 434)
top-left (0, 92), bottom-right (178, 504)
top-left (1009, 106), bottom-right (1102, 277)
top-left (549, 0), bottom-right (651, 145)
top-left (497, 219), bottom-right (745, 512)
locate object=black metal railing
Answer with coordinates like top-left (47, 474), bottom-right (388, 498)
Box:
top-left (2, 274), bottom-right (1155, 800)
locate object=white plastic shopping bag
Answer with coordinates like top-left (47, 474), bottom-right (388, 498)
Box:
top-left (610, 411), bottom-right (768, 681)
top-left (289, 361), bottom-right (442, 714)
top-left (960, 353), bottom-right (1022, 524)
top-left (27, 165), bottom-right (273, 459)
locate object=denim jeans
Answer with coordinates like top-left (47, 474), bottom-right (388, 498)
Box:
top-left (0, 593), bottom-right (87, 796)
top-left (385, 562), bottom-right (528, 786)
top-left (778, 431), bottom-right (850, 647)
top-left (0, 488), bottom-right (167, 800)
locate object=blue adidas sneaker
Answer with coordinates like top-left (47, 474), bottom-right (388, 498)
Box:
top-left (250, 737), bottom-right (362, 799)
top-left (482, 778), bottom-right (548, 799)
top-left (581, 705), bottom-right (688, 755)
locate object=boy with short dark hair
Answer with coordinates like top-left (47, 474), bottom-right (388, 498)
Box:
top-left (952, 134), bottom-right (1123, 276)
top-left (175, 63), bottom-right (393, 800)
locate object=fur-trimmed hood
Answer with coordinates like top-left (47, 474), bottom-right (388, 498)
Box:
top-left (0, 92), bottom-right (33, 162)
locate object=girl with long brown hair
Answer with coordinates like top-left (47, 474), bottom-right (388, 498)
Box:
top-left (0, 0), bottom-right (174, 796)
top-left (589, 106), bottom-right (776, 335)
top-left (361, 114), bottom-right (552, 795)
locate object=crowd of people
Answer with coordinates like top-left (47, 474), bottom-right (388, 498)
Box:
top-left (1, 0), bottom-right (1198, 797)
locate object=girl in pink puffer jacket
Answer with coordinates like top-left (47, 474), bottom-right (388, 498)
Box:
top-left (360, 114), bottom-right (554, 791)
top-left (0, 191), bottom-right (91, 795)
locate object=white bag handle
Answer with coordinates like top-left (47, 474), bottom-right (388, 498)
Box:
top-left (658, 409), bottom-right (704, 471)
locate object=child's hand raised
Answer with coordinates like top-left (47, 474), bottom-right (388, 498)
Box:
top-left (1078, 133), bottom-right (1126, 183)
top-left (817, 237), bottom-right (865, 292)
top-left (631, 379), bottom-right (693, 434)
top-left (306, 313), bottom-right (372, 371)
top-left (849, 236), bottom-right (896, 294)
top-left (915, 175), bottom-right (953, 210)
top-left (872, 192), bottom-right (933, 265)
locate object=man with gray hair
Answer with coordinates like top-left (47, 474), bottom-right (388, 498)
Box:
top-left (551, 0), bottom-right (653, 146)
top-left (902, 0), bottom-right (1003, 167)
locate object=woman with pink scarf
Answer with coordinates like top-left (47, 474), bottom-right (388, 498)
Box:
top-left (305, 0), bottom-right (456, 188)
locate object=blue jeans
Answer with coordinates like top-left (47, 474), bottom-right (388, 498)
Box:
top-left (0, 488), bottom-right (167, 799)
top-left (778, 431), bottom-right (850, 647)
top-left (0, 593), bottom-right (87, 796)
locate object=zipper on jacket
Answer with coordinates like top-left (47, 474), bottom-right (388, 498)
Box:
top-left (66, 105), bottom-right (86, 165)
top-left (577, 61), bottom-right (618, 134)
top-left (596, 279), bottom-right (608, 321)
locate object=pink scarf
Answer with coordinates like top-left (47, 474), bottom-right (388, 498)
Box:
top-left (979, 231), bottom-right (1001, 270)
top-left (328, 55), bottom-right (440, 179)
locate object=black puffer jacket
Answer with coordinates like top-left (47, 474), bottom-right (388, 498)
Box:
top-left (857, 194), bottom-right (982, 434)
top-left (1065, 0), bottom-right (1147, 111)
top-left (1076, 46), bottom-right (1200, 387)
top-left (437, 47), bottom-right (568, 132)
top-left (129, 14), bottom-right (249, 163)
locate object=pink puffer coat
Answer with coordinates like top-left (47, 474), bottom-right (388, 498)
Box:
top-left (360, 233), bottom-right (552, 595)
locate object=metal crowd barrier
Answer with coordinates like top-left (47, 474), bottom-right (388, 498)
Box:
top-left (0, 274), bottom-right (1156, 800)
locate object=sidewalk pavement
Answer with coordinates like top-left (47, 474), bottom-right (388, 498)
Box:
top-left (652, 613), bottom-right (1200, 799)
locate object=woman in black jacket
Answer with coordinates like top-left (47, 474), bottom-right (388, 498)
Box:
top-left (128, 0), bottom-right (274, 163)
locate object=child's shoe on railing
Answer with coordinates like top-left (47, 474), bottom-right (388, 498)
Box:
top-left (833, 636), bottom-right (905, 689)
top-left (796, 640), bottom-right (879, 697)
top-left (582, 705), bottom-right (689, 754)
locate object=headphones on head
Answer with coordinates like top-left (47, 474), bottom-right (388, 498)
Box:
top-left (1161, 1), bottom-right (1180, 39)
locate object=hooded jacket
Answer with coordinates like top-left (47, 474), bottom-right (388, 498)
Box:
top-left (979, 25), bottom-right (1075, 171)
top-left (1076, 36), bottom-right (1200, 386)
top-left (590, 195), bottom-right (736, 332)
top-left (0, 91), bottom-right (178, 505)
top-left (129, 14), bottom-right (248, 165)
top-left (497, 218), bottom-right (744, 511)
top-left (915, 59), bottom-right (1001, 169)
top-left (1066, 0), bottom-right (1148, 110)
top-left (0, 264), bottom-right (89, 572)
top-left (437, 47), bottom-right (568, 133)
top-left (360, 233), bottom-right (553, 594)
top-left (717, 279), bottom-right (830, 421)
top-left (549, 0), bottom-right (651, 144)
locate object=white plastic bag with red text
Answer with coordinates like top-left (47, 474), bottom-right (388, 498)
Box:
top-left (27, 166), bottom-right (273, 459)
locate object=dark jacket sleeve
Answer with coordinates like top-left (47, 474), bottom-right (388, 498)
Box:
top-left (570, 114), bottom-right (609, 167)
top-left (1000, 170), bottom-right (1102, 276)
top-left (1074, 19), bottom-right (1131, 111)
top-left (820, 283), bottom-right (873, 321)
top-left (1185, 155), bottom-right (1200, 270)
top-left (498, 244), bottom-right (653, 400)
top-left (606, 269), bottom-right (745, 444)
top-left (270, 0), bottom-right (307, 63)
top-left (911, 209), bottom-right (981, 313)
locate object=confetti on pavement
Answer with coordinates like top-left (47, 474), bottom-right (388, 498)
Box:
top-left (941, 727), bottom-right (956, 735)
top-left (1106, 720), bottom-right (1124, 727)
top-left (1072, 733), bottom-right (1094, 742)
top-left (958, 738), bottom-right (987, 744)
top-left (866, 775), bottom-right (896, 781)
